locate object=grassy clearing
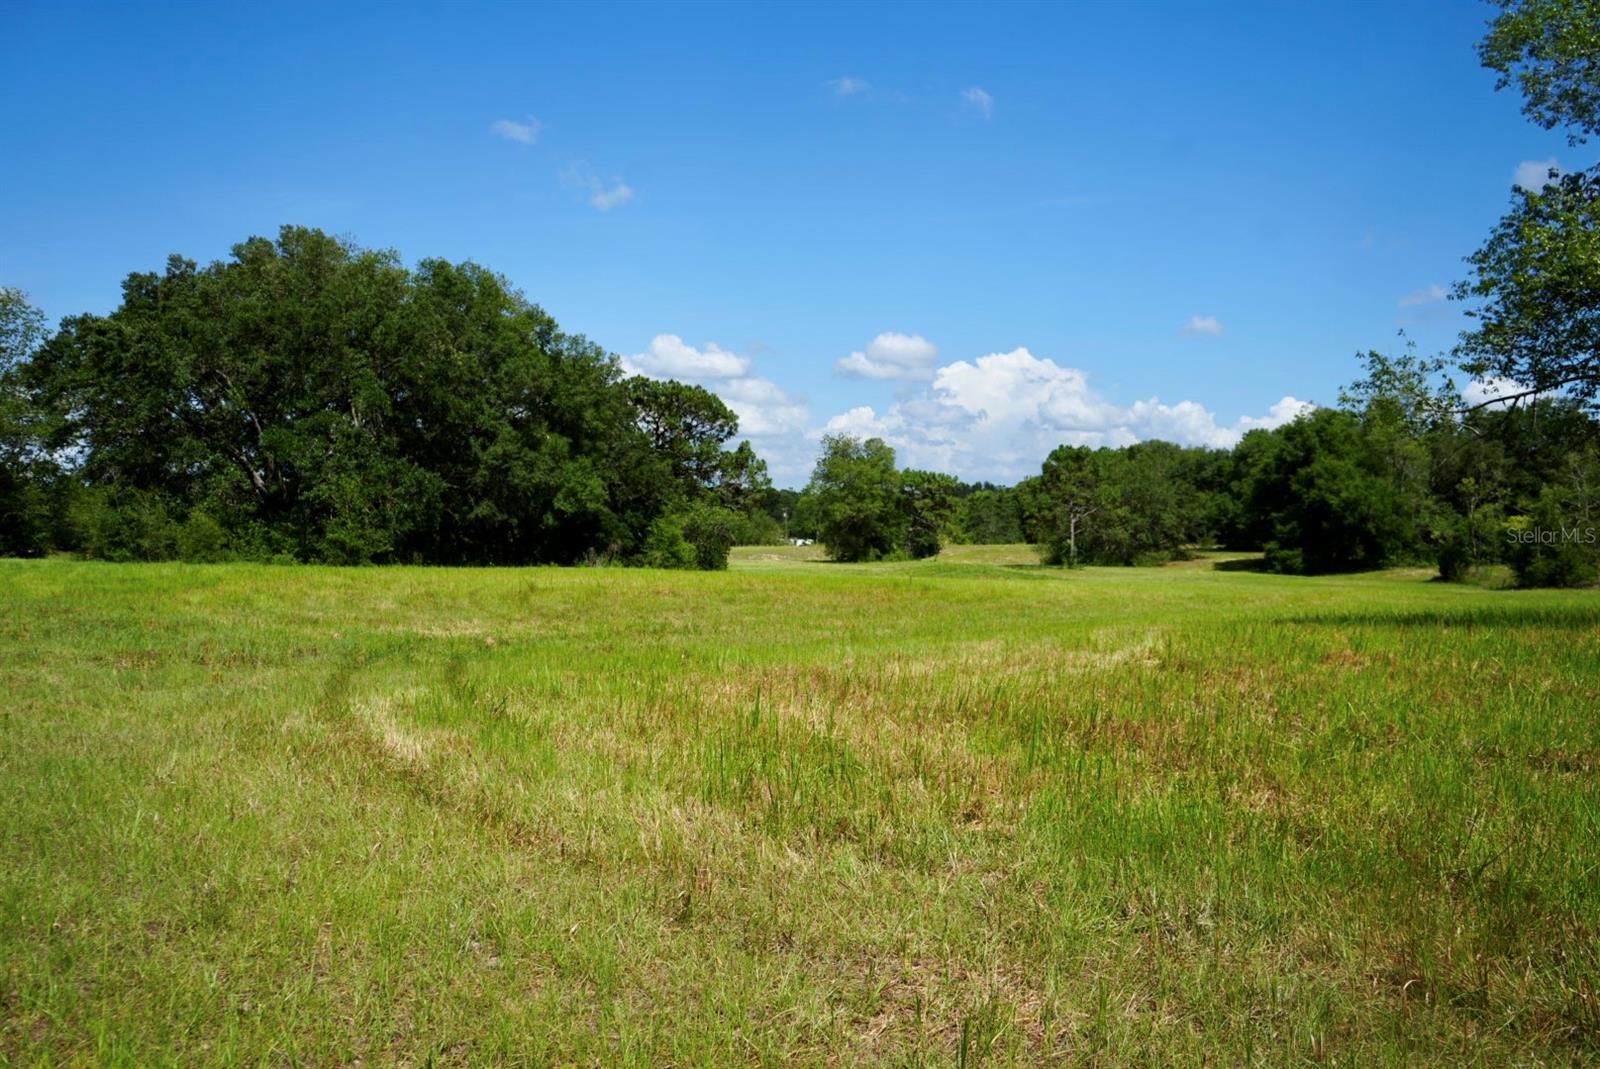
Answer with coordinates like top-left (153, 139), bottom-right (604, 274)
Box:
top-left (2, 550), bottom-right (1597, 1066)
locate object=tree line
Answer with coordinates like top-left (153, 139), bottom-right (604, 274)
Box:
top-left (792, 346), bottom-right (1600, 588)
top-left (0, 230), bottom-right (770, 569)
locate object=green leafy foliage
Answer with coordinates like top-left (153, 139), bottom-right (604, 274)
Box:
top-left (1457, 1), bottom-right (1600, 413)
top-left (1238, 410), bottom-right (1420, 574)
top-left (798, 442), bottom-right (962, 562)
top-left (953, 486), bottom-right (1024, 544)
top-left (4, 227), bottom-right (758, 568)
top-left (0, 288), bottom-right (71, 557)
top-left (804, 435), bottom-right (907, 562)
top-left (1456, 171), bottom-right (1600, 408)
top-left (1024, 442), bottom-right (1230, 566)
top-left (899, 469), bottom-right (959, 559)
top-left (1028, 446), bottom-right (1123, 567)
top-left (1504, 446), bottom-right (1600, 586)
top-left (1480, 0), bottom-right (1600, 144)
top-left (5, 217), bottom-right (1597, 589)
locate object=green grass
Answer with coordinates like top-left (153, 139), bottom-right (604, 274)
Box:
top-left (2, 549), bottom-right (1597, 1066)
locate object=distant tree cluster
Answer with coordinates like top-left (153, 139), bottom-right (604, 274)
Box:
top-left (795, 434), bottom-right (958, 562)
top-left (0, 229), bottom-right (771, 568)
top-left (1017, 442), bottom-right (1232, 567)
top-left (798, 364), bottom-right (1598, 587)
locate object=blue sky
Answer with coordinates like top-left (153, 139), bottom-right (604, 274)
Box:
top-left (0, 0), bottom-right (1580, 485)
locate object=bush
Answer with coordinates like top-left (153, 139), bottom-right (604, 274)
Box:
top-left (639, 512), bottom-right (697, 570)
top-left (0, 468), bottom-right (52, 557)
top-left (177, 511), bottom-right (231, 563)
top-left (682, 503), bottom-right (736, 570)
top-left (1431, 511), bottom-right (1471, 582)
top-left (1506, 494), bottom-right (1600, 588)
top-left (730, 509), bottom-right (783, 546)
top-left (1263, 543), bottom-right (1305, 575)
top-left (68, 488), bottom-right (181, 561)
top-left (1436, 538), bottom-right (1471, 583)
top-left (905, 523), bottom-right (941, 560)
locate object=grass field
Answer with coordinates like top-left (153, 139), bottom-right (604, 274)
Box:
top-left (2, 547), bottom-right (1597, 1066)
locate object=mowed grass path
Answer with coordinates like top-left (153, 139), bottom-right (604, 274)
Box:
top-left (1, 548), bottom-right (1597, 1066)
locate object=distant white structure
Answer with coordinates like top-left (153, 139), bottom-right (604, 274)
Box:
top-left (789, 538), bottom-right (814, 546)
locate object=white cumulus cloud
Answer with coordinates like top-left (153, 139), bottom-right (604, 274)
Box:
top-left (1235, 395), bottom-right (1316, 432)
top-left (835, 332), bottom-right (941, 380)
top-left (1462, 377), bottom-right (1527, 410)
top-left (629, 334), bottom-right (1314, 486)
top-left (714, 376), bottom-right (810, 437)
top-left (1514, 158), bottom-right (1560, 192)
top-left (818, 346), bottom-right (1313, 481)
top-left (490, 116), bottom-right (541, 144)
top-left (623, 336), bottom-right (809, 459)
top-left (623, 334), bottom-right (749, 379)
top-left (960, 86), bottom-right (994, 118)
top-left (1182, 315), bottom-right (1224, 336)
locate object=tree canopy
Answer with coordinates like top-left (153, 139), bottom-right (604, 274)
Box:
top-left (1480, 0), bottom-right (1600, 144)
top-left (805, 434), bottom-right (906, 562)
top-left (1456, 0), bottom-right (1600, 410)
top-left (1456, 170), bottom-right (1600, 408)
top-left (2, 227), bottom-right (766, 568)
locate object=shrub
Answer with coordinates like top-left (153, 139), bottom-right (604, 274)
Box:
top-left (682, 503), bottom-right (737, 570)
top-left (639, 512), bottom-right (697, 570)
top-left (177, 511), bottom-right (231, 563)
top-left (69, 488), bottom-right (181, 561)
top-left (1506, 494), bottom-right (1600, 588)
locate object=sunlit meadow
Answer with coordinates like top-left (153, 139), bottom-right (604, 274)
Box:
top-left (2, 548), bottom-right (1597, 1065)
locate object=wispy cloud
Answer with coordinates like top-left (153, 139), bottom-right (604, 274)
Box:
top-left (1182, 315), bottom-right (1224, 336)
top-left (590, 180), bottom-right (634, 210)
top-left (561, 163), bottom-right (635, 211)
top-left (1399, 284), bottom-right (1448, 308)
top-left (826, 76), bottom-right (869, 98)
top-left (960, 86), bottom-right (994, 119)
top-left (490, 116), bottom-right (541, 144)
top-left (1514, 158), bottom-right (1560, 192)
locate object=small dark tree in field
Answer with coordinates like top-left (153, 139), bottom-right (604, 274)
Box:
top-left (804, 434), bottom-right (904, 561)
top-left (899, 469), bottom-right (959, 559)
top-left (640, 499), bottom-right (739, 570)
top-left (682, 501), bottom-right (739, 570)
